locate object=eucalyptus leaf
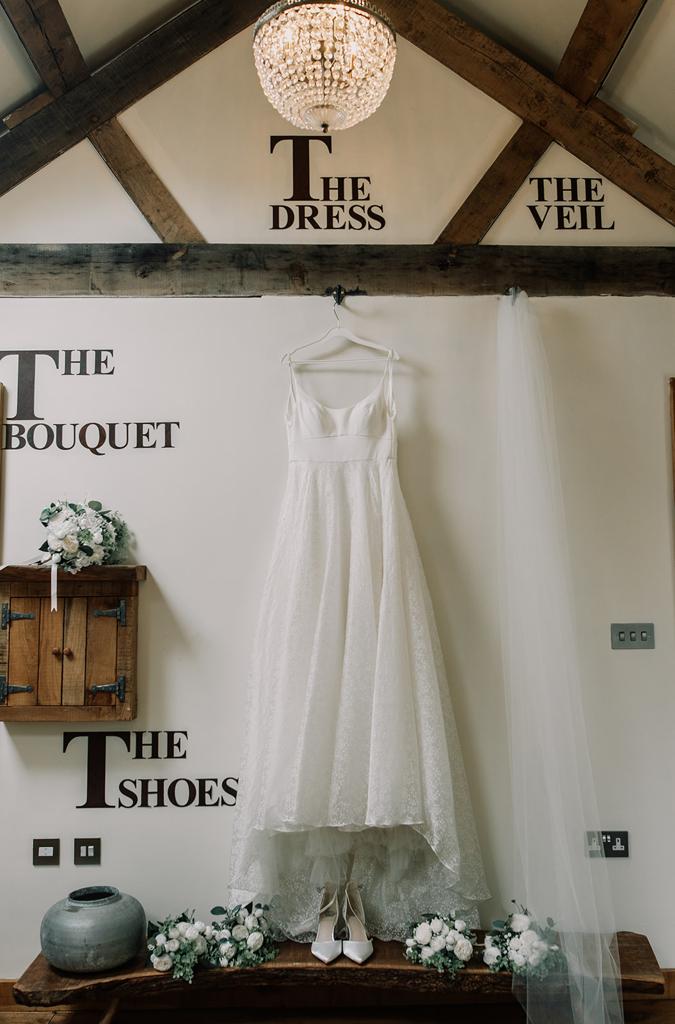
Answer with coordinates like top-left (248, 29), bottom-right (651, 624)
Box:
top-left (88, 500), bottom-right (103, 511)
top-left (80, 545), bottom-right (93, 556)
top-left (210, 905), bottom-right (227, 916)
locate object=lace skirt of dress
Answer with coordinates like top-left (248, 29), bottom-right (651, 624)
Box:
top-left (228, 460), bottom-right (489, 940)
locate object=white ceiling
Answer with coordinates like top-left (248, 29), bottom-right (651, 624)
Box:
top-left (0, 0), bottom-right (671, 213)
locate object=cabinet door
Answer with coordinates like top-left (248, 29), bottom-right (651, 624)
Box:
top-left (85, 597), bottom-right (119, 706)
top-left (62, 597), bottom-right (87, 706)
top-left (7, 598), bottom-right (40, 706)
top-left (37, 599), bottom-right (64, 705)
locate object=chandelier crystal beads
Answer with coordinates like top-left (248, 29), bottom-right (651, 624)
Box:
top-left (253, 1), bottom-right (397, 132)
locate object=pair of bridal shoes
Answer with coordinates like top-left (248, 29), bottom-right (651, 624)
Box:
top-left (311, 881), bottom-right (374, 965)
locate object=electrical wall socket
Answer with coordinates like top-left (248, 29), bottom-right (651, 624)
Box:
top-left (33, 838), bottom-right (60, 865)
top-left (587, 831), bottom-right (629, 858)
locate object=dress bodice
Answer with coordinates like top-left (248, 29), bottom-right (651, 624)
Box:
top-left (286, 354), bottom-right (397, 463)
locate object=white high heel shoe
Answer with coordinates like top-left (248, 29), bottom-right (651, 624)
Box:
top-left (310, 883), bottom-right (342, 964)
top-left (342, 881), bottom-right (373, 964)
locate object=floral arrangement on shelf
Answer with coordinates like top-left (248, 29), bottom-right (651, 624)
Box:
top-left (483, 902), bottom-right (566, 980)
top-left (404, 913), bottom-right (476, 977)
top-left (147, 904), bottom-right (278, 983)
top-left (38, 499), bottom-right (129, 572)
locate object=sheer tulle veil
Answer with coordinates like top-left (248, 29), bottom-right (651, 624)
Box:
top-left (497, 289), bottom-right (624, 1024)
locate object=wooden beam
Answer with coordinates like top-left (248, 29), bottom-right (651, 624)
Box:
top-left (436, 0), bottom-right (652, 243)
top-left (554, 0), bottom-right (649, 102)
top-left (0, 0), bottom-right (88, 95)
top-left (0, 244), bottom-right (671, 297)
top-left (89, 122), bottom-right (203, 244)
top-left (0, 0), bottom-right (268, 199)
top-left (0, 0), bottom-right (205, 243)
top-left (437, 123), bottom-right (551, 245)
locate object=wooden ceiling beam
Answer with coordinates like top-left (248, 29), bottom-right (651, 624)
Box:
top-left (0, 0), bottom-right (268, 201)
top-left (0, 244), bottom-right (671, 297)
top-left (0, 0), bottom-right (204, 242)
top-left (436, 0), bottom-right (652, 244)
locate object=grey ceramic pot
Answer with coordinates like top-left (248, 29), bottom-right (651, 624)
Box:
top-left (40, 885), bottom-right (146, 972)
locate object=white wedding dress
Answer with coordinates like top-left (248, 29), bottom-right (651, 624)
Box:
top-left (228, 352), bottom-right (489, 939)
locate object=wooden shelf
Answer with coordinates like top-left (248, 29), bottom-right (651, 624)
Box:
top-left (0, 564), bottom-right (147, 582)
top-left (12, 933), bottom-right (665, 1009)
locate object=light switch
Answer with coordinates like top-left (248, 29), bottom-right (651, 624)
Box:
top-left (74, 837), bottom-right (101, 865)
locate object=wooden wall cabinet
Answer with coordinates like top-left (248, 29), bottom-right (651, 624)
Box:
top-left (0, 565), bottom-right (146, 722)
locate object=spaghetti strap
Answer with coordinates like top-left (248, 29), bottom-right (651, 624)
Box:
top-left (386, 350), bottom-right (396, 419)
top-left (286, 358), bottom-right (297, 421)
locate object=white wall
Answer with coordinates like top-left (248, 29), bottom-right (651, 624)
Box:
top-left (0, 294), bottom-right (673, 977)
top-left (0, 23), bottom-right (673, 979)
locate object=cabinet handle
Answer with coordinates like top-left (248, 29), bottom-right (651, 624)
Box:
top-left (63, 647), bottom-right (73, 658)
top-left (52, 647), bottom-right (62, 658)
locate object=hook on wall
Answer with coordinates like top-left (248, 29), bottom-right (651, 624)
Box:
top-left (323, 285), bottom-right (367, 306)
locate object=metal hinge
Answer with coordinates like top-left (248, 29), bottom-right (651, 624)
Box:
top-left (1, 604), bottom-right (36, 630)
top-left (90, 675), bottom-right (126, 702)
top-left (0, 676), bottom-right (34, 703)
top-left (93, 599), bottom-right (126, 626)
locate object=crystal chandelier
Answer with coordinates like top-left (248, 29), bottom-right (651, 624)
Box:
top-left (253, 1), bottom-right (397, 133)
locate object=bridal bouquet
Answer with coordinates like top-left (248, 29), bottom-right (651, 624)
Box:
top-left (147, 905), bottom-right (278, 983)
top-left (39, 499), bottom-right (129, 572)
top-left (208, 903), bottom-right (278, 969)
top-left (483, 902), bottom-right (566, 980)
top-left (147, 912), bottom-right (212, 983)
top-left (404, 913), bottom-right (476, 977)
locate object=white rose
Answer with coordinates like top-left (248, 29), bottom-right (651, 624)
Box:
top-left (165, 939), bottom-right (180, 953)
top-left (414, 922), bottom-right (432, 946)
top-left (258, 917), bottom-right (269, 932)
top-left (430, 918), bottom-right (444, 934)
top-left (454, 920), bottom-right (466, 932)
top-left (420, 946), bottom-right (434, 960)
top-left (446, 929), bottom-right (459, 947)
top-left (510, 914), bottom-right (531, 933)
top-left (193, 921), bottom-right (206, 934)
top-left (154, 933), bottom-right (167, 947)
top-left (509, 937), bottom-right (523, 953)
top-left (152, 954), bottom-right (173, 972)
top-left (245, 914), bottom-right (258, 932)
top-left (62, 535), bottom-right (79, 554)
top-left (483, 946), bottom-right (501, 967)
top-left (484, 935), bottom-right (494, 949)
top-left (520, 929), bottom-right (539, 949)
top-left (177, 921), bottom-right (190, 936)
top-left (405, 938), bottom-right (416, 947)
top-left (168, 927), bottom-right (180, 939)
top-left (430, 935), bottom-right (445, 953)
top-left (440, 923), bottom-right (450, 937)
top-left (454, 937), bottom-right (473, 962)
top-left (93, 531), bottom-right (103, 544)
top-left (237, 911), bottom-right (247, 924)
top-left (247, 931), bottom-right (264, 952)
top-left (254, 907), bottom-right (264, 918)
top-left (232, 924), bottom-right (249, 942)
top-left (218, 929), bottom-right (231, 940)
top-left (204, 926), bottom-right (214, 939)
top-left (219, 957), bottom-right (229, 967)
top-left (193, 936), bottom-right (207, 954)
top-left (220, 941), bottom-right (236, 959)
top-left (185, 926), bottom-right (199, 941)
top-left (511, 951), bottom-right (526, 968)
top-left (48, 534), bottom-right (63, 551)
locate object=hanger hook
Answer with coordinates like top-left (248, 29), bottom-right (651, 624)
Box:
top-left (333, 298), bottom-right (341, 327)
